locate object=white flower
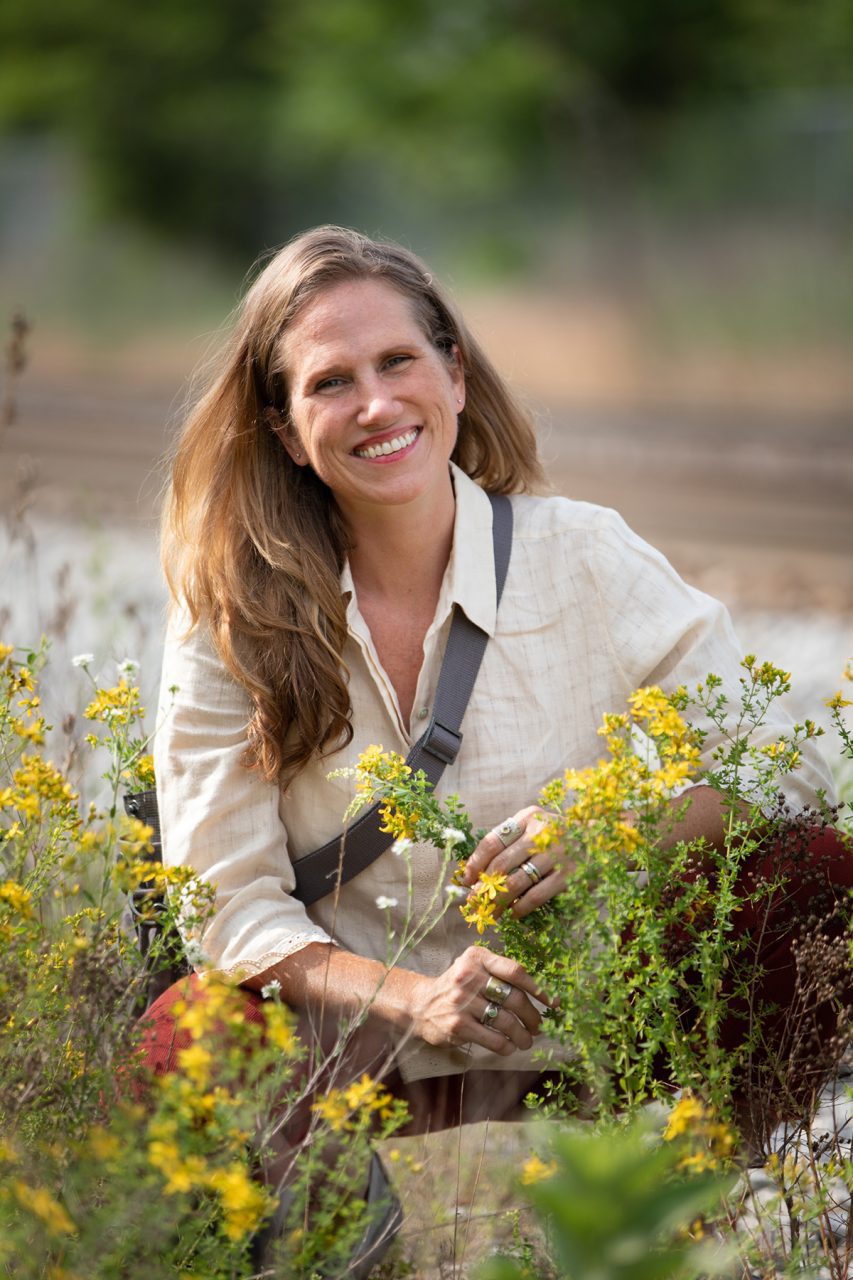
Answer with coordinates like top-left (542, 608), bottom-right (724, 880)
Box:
top-left (375, 895), bottom-right (398, 910)
top-left (260, 978), bottom-right (282, 1000)
top-left (442, 827), bottom-right (466, 847)
top-left (72, 653), bottom-right (94, 668)
top-left (391, 838), bottom-right (412, 857)
top-left (444, 884), bottom-right (467, 900)
top-left (117, 658), bottom-right (140, 677)
top-left (183, 939), bottom-right (208, 967)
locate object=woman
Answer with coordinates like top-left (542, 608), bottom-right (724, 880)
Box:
top-left (147, 225), bottom-right (838, 1139)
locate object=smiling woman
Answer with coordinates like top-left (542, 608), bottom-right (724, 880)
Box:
top-left (146, 226), bottom-right (842, 1260)
top-left (271, 277), bottom-right (465, 528)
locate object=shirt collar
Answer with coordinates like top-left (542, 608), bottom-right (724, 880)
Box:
top-left (444, 462), bottom-right (498, 636)
top-left (339, 462), bottom-right (498, 638)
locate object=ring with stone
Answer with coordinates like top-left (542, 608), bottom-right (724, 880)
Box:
top-left (480, 1000), bottom-right (501, 1026)
top-left (520, 859), bottom-right (543, 885)
top-left (494, 818), bottom-right (523, 848)
top-left (484, 975), bottom-right (513, 1006)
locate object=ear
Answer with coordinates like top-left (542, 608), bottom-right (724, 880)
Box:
top-left (264, 408), bottom-right (308, 467)
top-left (449, 344), bottom-right (466, 413)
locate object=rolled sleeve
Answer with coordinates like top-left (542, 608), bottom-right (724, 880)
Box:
top-left (589, 508), bottom-right (835, 813)
top-left (154, 614), bottom-right (333, 978)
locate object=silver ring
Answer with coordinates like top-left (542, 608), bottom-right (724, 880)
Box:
top-left (480, 1000), bottom-right (501, 1026)
top-left (484, 976), bottom-right (513, 1006)
top-left (520, 859), bottom-right (543, 885)
top-left (494, 818), bottom-right (523, 848)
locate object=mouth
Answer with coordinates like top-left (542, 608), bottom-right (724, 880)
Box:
top-left (352, 427), bottom-right (420, 460)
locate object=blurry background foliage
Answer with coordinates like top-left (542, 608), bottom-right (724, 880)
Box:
top-left (1, 0), bottom-right (852, 278)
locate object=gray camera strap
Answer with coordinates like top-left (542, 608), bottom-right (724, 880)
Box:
top-left (125, 491), bottom-right (513, 907)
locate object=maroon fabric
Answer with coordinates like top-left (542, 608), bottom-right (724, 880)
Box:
top-left (667, 821), bottom-right (853, 1115)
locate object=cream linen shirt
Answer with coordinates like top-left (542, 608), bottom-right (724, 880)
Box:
top-left (155, 463), bottom-right (833, 1083)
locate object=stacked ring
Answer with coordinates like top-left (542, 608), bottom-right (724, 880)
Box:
top-left (520, 859), bottom-right (543, 885)
top-left (480, 1001), bottom-right (501, 1026)
top-left (484, 975), bottom-right (513, 1006)
top-left (494, 818), bottom-right (523, 848)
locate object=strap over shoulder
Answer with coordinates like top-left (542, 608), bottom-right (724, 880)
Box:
top-left (294, 491), bottom-right (513, 904)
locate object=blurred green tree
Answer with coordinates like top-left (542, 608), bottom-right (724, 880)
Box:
top-left (1, 0), bottom-right (851, 255)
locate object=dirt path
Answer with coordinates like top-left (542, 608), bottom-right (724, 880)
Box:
top-left (2, 296), bottom-right (851, 614)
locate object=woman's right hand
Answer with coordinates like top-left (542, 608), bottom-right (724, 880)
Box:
top-left (405, 946), bottom-right (553, 1055)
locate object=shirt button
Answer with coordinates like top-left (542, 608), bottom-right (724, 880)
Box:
top-left (417, 706), bottom-right (429, 719)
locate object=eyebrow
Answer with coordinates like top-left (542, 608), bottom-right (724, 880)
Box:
top-left (300, 342), bottom-right (421, 391)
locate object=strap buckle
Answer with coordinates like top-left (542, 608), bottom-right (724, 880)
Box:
top-left (421, 716), bottom-right (463, 766)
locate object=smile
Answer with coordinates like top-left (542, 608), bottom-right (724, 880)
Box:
top-left (353, 428), bottom-right (419, 460)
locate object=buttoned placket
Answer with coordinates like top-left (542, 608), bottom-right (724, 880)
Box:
top-left (341, 577), bottom-right (457, 747)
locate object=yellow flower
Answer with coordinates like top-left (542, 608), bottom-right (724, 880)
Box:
top-left (12, 1181), bottom-right (76, 1235)
top-left (87, 1126), bottom-right (122, 1163)
top-left (460, 892), bottom-right (500, 935)
top-left (826, 692), bottom-right (852, 711)
top-left (663, 1094), bottom-right (708, 1140)
top-left (177, 1042), bottom-right (213, 1089)
top-left (0, 642), bottom-right (14, 664)
top-left (477, 871), bottom-right (508, 901)
top-left (313, 1090), bottom-right (350, 1132)
top-left (264, 1003), bottom-right (298, 1055)
top-left (207, 1162), bottom-right (273, 1241)
top-left (0, 881), bottom-right (33, 917)
top-left (83, 679), bottom-right (143, 726)
top-left (520, 1153), bottom-right (558, 1185)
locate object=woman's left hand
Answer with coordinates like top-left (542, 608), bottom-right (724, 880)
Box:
top-left (461, 806), bottom-right (573, 919)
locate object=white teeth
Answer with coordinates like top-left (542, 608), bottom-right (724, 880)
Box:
top-left (355, 429), bottom-right (418, 459)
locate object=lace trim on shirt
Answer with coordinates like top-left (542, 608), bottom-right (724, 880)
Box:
top-left (207, 932), bottom-right (338, 981)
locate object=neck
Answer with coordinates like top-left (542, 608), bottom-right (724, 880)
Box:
top-left (344, 481), bottom-right (455, 607)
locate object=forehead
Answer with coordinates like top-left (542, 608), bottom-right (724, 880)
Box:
top-left (280, 278), bottom-right (426, 378)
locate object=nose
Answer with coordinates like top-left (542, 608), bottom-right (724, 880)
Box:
top-left (355, 374), bottom-right (399, 428)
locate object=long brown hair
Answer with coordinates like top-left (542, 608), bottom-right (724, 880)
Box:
top-left (162, 225), bottom-right (545, 785)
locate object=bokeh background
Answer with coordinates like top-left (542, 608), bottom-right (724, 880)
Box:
top-left (1, 0), bottom-right (851, 771)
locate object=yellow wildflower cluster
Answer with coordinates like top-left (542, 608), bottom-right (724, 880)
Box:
top-left (263, 1002), bottom-right (299, 1055)
top-left (120, 751), bottom-right (156, 790)
top-left (533, 689), bottom-right (700, 871)
top-left (387, 1148), bottom-right (424, 1173)
top-left (355, 745), bottom-right (411, 794)
top-left (742, 655), bottom-right (791, 691)
top-left (759, 739), bottom-right (801, 770)
top-left (313, 1072), bottom-right (400, 1133)
top-left (12, 1180), bottom-right (76, 1236)
top-left (83, 679), bottom-right (143, 727)
top-left (460, 870), bottom-right (508, 935)
top-left (0, 880), bottom-right (33, 917)
top-left (147, 1117), bottom-right (272, 1239)
top-left (627, 687), bottom-right (701, 787)
top-left (207, 1163), bottom-right (273, 1241)
top-left (1, 652), bottom-right (49, 748)
top-left (663, 1093), bottom-right (735, 1173)
top-left (172, 976), bottom-right (248, 1042)
top-left (0, 755), bottom-right (78, 829)
top-left (520, 1153), bottom-right (558, 1185)
top-left (354, 746), bottom-right (424, 841)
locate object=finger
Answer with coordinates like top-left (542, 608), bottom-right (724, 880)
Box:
top-left (475, 948), bottom-right (557, 1007)
top-left (474, 975), bottom-right (542, 1035)
top-left (490, 856), bottom-right (554, 912)
top-left (510, 869), bottom-right (567, 919)
top-left (462, 807), bottom-right (538, 884)
top-left (499, 988), bottom-right (543, 1036)
top-left (472, 999), bottom-right (535, 1052)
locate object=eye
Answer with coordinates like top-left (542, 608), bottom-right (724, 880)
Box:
top-left (314, 375), bottom-right (347, 393)
top-left (384, 354), bottom-right (413, 371)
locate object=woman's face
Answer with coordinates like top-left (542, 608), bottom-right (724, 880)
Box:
top-left (275, 278), bottom-right (465, 523)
